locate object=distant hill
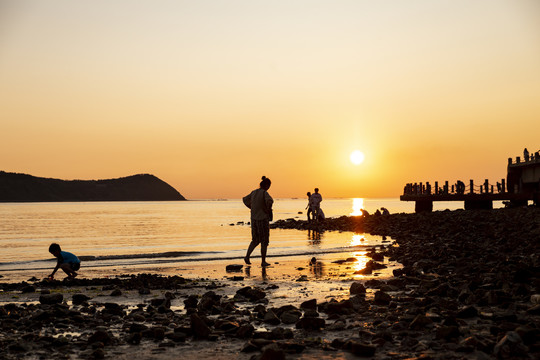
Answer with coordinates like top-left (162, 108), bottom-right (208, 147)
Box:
top-left (0, 172), bottom-right (186, 202)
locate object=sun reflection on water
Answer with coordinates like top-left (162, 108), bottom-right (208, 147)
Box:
top-left (351, 251), bottom-right (369, 275)
top-left (350, 198), bottom-right (364, 216)
top-left (349, 234), bottom-right (370, 275)
top-left (350, 234), bottom-right (365, 246)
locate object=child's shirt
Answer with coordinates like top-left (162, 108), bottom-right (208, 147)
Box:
top-left (58, 251), bottom-right (80, 265)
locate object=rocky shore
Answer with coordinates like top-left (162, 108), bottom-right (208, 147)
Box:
top-left (1, 207), bottom-right (539, 359)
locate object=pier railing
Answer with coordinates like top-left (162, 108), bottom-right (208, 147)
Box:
top-left (403, 179), bottom-right (507, 196)
top-left (401, 150), bottom-right (539, 211)
top-left (509, 151), bottom-right (540, 165)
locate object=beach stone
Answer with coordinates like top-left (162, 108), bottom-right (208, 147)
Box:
top-left (270, 327), bottom-right (294, 340)
top-left (198, 291), bottom-right (221, 311)
top-left (138, 288), bottom-right (151, 295)
top-left (241, 341), bottom-right (260, 353)
top-left (226, 264), bottom-right (243, 272)
top-left (190, 313), bottom-right (211, 339)
top-left (347, 340), bottom-right (376, 357)
top-left (327, 320), bottom-right (346, 331)
top-left (324, 299), bottom-right (354, 315)
top-left (151, 298), bottom-right (171, 309)
top-left (355, 267), bottom-right (372, 275)
top-left (173, 324), bottom-right (191, 335)
top-left (367, 252), bottom-right (384, 261)
top-left (457, 305), bottom-right (478, 318)
top-left (436, 325), bottom-right (460, 341)
top-left (259, 343), bottom-right (286, 360)
top-left (236, 286), bottom-right (266, 302)
top-left (103, 302), bottom-right (124, 316)
top-left (126, 332), bottom-right (142, 345)
top-left (365, 279), bottom-right (384, 288)
top-left (300, 299), bottom-right (317, 310)
top-left (92, 349), bottom-right (105, 359)
top-left (88, 330), bottom-right (112, 345)
top-left (145, 326), bottom-right (165, 340)
top-left (278, 341), bottom-right (306, 354)
top-left (409, 314), bottom-right (433, 330)
top-left (264, 310), bottom-right (280, 325)
top-left (303, 309), bottom-right (319, 318)
top-left (527, 304), bottom-right (540, 315)
top-left (72, 293), bottom-right (91, 305)
top-left (493, 331), bottom-right (528, 358)
top-left (184, 295), bottom-right (198, 309)
top-left (236, 324), bottom-right (254, 339)
top-left (296, 317), bottom-right (325, 331)
top-left (21, 285), bottom-right (36, 293)
top-left (515, 326), bottom-right (540, 345)
top-left (52, 336), bottom-right (71, 347)
top-left (214, 319), bottom-right (239, 332)
top-left (374, 291), bottom-right (391, 305)
top-left (110, 289), bottom-right (122, 296)
top-left (166, 331), bottom-right (186, 343)
top-left (129, 323), bottom-right (148, 333)
top-left (8, 340), bottom-right (31, 352)
top-left (280, 310), bottom-right (301, 324)
top-left (350, 282), bottom-right (366, 295)
top-left (39, 293), bottom-right (63, 305)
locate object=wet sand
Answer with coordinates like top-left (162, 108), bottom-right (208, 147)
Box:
top-left (1, 206), bottom-right (539, 359)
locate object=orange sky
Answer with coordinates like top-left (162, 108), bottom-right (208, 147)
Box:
top-left (1, 1), bottom-right (539, 199)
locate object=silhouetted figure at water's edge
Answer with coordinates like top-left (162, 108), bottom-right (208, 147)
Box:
top-left (243, 176), bottom-right (273, 267)
top-left (48, 243), bottom-right (81, 280)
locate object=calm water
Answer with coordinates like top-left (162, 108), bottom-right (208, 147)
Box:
top-left (0, 198), bottom-right (503, 275)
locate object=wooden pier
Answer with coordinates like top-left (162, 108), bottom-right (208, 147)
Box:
top-left (401, 150), bottom-right (540, 212)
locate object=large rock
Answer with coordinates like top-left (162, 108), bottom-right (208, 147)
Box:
top-left (190, 313), bottom-right (211, 339)
top-left (350, 282), bottom-right (366, 295)
top-left (300, 299), bottom-right (317, 310)
top-left (373, 291), bottom-right (391, 305)
top-left (494, 331), bottom-right (528, 358)
top-left (226, 264), bottom-right (243, 272)
top-left (39, 293), bottom-right (63, 305)
top-left (72, 293), bottom-right (91, 305)
top-left (88, 330), bottom-right (112, 345)
top-left (236, 286), bottom-right (266, 302)
top-left (346, 340), bottom-right (376, 357)
top-left (263, 310), bottom-right (280, 325)
top-left (296, 317), bottom-right (325, 331)
top-left (409, 314), bottom-right (433, 330)
top-left (280, 310), bottom-right (301, 324)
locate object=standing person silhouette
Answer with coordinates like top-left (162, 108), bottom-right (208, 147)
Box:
top-left (243, 176), bottom-right (274, 267)
top-left (306, 192), bottom-right (313, 222)
top-left (311, 188), bottom-right (322, 222)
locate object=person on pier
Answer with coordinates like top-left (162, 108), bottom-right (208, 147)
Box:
top-left (456, 180), bottom-right (465, 195)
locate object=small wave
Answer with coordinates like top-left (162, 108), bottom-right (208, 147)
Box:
top-left (78, 251), bottom-right (212, 261)
top-left (0, 251), bottom-right (213, 268)
top-left (0, 244), bottom-right (380, 272)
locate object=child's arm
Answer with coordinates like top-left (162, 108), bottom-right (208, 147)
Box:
top-left (49, 262), bottom-right (60, 279)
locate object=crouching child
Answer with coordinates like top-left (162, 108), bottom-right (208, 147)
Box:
top-left (48, 243), bottom-right (81, 280)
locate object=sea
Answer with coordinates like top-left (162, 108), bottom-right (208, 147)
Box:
top-left (0, 198), bottom-right (505, 278)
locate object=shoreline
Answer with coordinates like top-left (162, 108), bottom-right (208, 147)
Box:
top-left (1, 207), bottom-right (539, 359)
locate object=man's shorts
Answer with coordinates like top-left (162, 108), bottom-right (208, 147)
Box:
top-left (251, 219), bottom-right (270, 246)
top-left (69, 262), bottom-right (81, 271)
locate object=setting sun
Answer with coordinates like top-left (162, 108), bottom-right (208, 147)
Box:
top-left (350, 150), bottom-right (365, 165)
